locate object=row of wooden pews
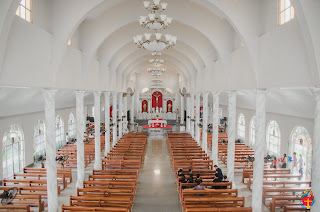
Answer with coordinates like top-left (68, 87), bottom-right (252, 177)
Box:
top-left (56, 134), bottom-right (106, 169)
top-left (167, 132), bottom-right (252, 212)
top-left (242, 168), bottom-right (311, 212)
top-left (61, 132), bottom-right (147, 212)
top-left (0, 168), bottom-right (72, 211)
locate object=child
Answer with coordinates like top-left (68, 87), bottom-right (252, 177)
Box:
top-left (273, 157), bottom-right (278, 169)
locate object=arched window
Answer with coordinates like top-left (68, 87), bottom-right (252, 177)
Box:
top-left (237, 113), bottom-right (246, 141)
top-left (56, 116), bottom-right (64, 149)
top-left (68, 113), bottom-right (76, 138)
top-left (249, 116), bottom-right (256, 147)
top-left (33, 120), bottom-right (46, 160)
top-left (92, 107), bottom-right (95, 118)
top-left (2, 125), bottom-right (25, 178)
top-left (290, 126), bottom-right (312, 178)
top-left (266, 120), bottom-right (281, 156)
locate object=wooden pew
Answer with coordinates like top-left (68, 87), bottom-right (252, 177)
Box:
top-left (61, 205), bottom-right (128, 211)
top-left (0, 205), bottom-right (32, 212)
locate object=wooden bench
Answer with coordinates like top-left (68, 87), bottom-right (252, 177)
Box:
top-left (186, 207), bottom-right (252, 212)
top-left (269, 196), bottom-right (301, 212)
top-left (23, 168), bottom-right (72, 183)
top-left (284, 205), bottom-right (308, 212)
top-left (61, 205), bottom-right (128, 211)
top-left (262, 187), bottom-right (311, 205)
top-left (0, 205), bottom-right (31, 212)
top-left (242, 168), bottom-right (291, 183)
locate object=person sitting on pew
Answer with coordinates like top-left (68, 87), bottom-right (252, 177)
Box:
top-left (88, 133), bottom-right (94, 138)
top-left (84, 131), bottom-right (88, 137)
top-left (220, 175), bottom-right (229, 189)
top-left (273, 157), bottom-right (278, 169)
top-left (179, 175), bottom-right (187, 189)
top-left (188, 169), bottom-right (192, 175)
top-left (213, 165), bottom-right (223, 182)
top-left (196, 174), bottom-right (202, 184)
top-left (188, 174), bottom-right (194, 183)
top-left (193, 180), bottom-right (206, 196)
top-left (178, 169), bottom-right (184, 176)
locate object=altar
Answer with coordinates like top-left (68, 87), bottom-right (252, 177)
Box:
top-left (138, 88), bottom-right (177, 121)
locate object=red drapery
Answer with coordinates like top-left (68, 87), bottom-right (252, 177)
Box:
top-left (110, 106), bottom-right (113, 117)
top-left (167, 100), bottom-right (173, 112)
top-left (152, 91), bottom-right (163, 108)
top-left (142, 100), bottom-right (148, 112)
top-left (200, 106), bottom-right (203, 117)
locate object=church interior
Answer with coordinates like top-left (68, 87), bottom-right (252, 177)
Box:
top-left (0, 0), bottom-right (320, 211)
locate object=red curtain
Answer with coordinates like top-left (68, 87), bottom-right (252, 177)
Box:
top-left (167, 100), bottom-right (173, 112)
top-left (142, 100), bottom-right (148, 112)
top-left (110, 106), bottom-right (113, 117)
top-left (152, 91), bottom-right (163, 108)
top-left (200, 106), bottom-right (203, 118)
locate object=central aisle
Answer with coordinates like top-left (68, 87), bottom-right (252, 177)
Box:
top-left (132, 133), bottom-right (182, 212)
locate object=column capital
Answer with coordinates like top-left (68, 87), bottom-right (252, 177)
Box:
top-left (42, 88), bottom-right (57, 97)
top-left (256, 88), bottom-right (268, 95)
top-left (123, 93), bottom-right (128, 97)
top-left (104, 91), bottom-right (111, 96)
top-left (212, 91), bottom-right (221, 96)
top-left (75, 90), bottom-right (86, 95)
top-left (313, 87), bottom-right (320, 101)
top-left (202, 91), bottom-right (209, 97)
top-left (93, 91), bottom-right (101, 97)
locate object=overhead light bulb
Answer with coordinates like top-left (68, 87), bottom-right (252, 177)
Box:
top-left (143, 1), bottom-right (150, 9)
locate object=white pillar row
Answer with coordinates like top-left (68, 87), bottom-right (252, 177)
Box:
top-left (311, 88), bottom-right (320, 212)
top-left (211, 91), bottom-right (220, 165)
top-left (118, 92), bottom-right (123, 139)
top-left (76, 91), bottom-right (85, 188)
top-left (252, 89), bottom-right (267, 212)
top-left (104, 92), bottom-right (111, 156)
top-left (93, 91), bottom-right (102, 170)
top-left (180, 94), bottom-right (185, 124)
top-left (186, 95), bottom-right (191, 133)
top-left (42, 89), bottom-right (58, 212)
top-left (130, 93), bottom-right (134, 124)
top-left (112, 92), bottom-right (118, 147)
top-left (190, 93), bottom-right (195, 138)
top-left (202, 92), bottom-right (209, 153)
top-left (123, 94), bottom-right (128, 133)
top-left (227, 91), bottom-right (236, 187)
top-left (195, 93), bottom-right (201, 144)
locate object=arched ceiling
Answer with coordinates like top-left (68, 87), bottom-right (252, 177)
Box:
top-left (75, 0), bottom-right (238, 87)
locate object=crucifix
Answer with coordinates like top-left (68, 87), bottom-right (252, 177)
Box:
top-left (154, 92), bottom-right (161, 107)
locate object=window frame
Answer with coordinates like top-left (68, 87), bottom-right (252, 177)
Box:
top-left (278, 0), bottom-right (295, 25)
top-left (56, 115), bottom-right (64, 149)
top-left (68, 113), bottom-right (76, 138)
top-left (2, 125), bottom-right (25, 179)
top-left (16, 0), bottom-right (33, 23)
top-left (266, 120), bottom-right (281, 156)
top-left (33, 120), bottom-right (46, 160)
top-left (237, 113), bottom-right (246, 141)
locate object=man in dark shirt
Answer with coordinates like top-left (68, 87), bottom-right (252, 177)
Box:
top-left (213, 165), bottom-right (223, 182)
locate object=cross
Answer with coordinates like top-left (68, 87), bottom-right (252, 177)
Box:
top-left (303, 197), bottom-right (312, 209)
top-left (154, 92), bottom-right (161, 106)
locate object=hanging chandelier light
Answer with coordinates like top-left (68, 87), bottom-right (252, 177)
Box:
top-left (134, 0), bottom-right (177, 52)
top-left (139, 14), bottom-right (173, 30)
top-left (147, 67), bottom-right (166, 76)
top-left (149, 52), bottom-right (164, 66)
top-left (133, 33), bottom-right (177, 52)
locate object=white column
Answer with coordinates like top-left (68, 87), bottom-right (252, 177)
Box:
top-left (211, 91), bottom-right (220, 165)
top-left (202, 92), bottom-right (209, 153)
top-left (195, 93), bottom-right (201, 144)
top-left (227, 91), bottom-right (236, 186)
top-left (130, 93), bottom-right (134, 124)
top-left (252, 89), bottom-right (267, 212)
top-left (118, 92), bottom-right (123, 139)
top-left (163, 99), bottom-right (167, 113)
top-left (180, 95), bottom-right (185, 124)
top-left (93, 91), bottom-right (102, 170)
top-left (104, 92), bottom-right (111, 156)
top-left (43, 89), bottom-right (58, 212)
top-left (123, 94), bottom-right (128, 133)
top-left (312, 88), bottom-right (320, 212)
top-left (112, 92), bottom-right (117, 147)
top-left (190, 93), bottom-right (195, 138)
top-left (148, 99), bottom-right (151, 113)
top-left (139, 99), bottom-right (142, 113)
top-left (76, 91), bottom-right (85, 188)
top-left (186, 95), bottom-right (191, 133)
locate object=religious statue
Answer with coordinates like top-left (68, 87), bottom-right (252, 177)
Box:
top-left (154, 92), bottom-right (161, 107)
top-left (143, 102), bottom-right (147, 112)
top-left (167, 103), bottom-right (172, 113)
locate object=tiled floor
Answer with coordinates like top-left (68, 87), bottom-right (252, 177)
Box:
top-left (132, 133), bottom-right (182, 212)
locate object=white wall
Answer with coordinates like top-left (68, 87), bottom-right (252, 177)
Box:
top-left (219, 104), bottom-right (313, 157)
top-left (0, 106), bottom-right (86, 180)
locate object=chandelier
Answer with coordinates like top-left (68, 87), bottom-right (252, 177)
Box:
top-left (147, 67), bottom-right (166, 76)
top-left (149, 52), bottom-right (164, 66)
top-left (139, 14), bottom-right (172, 30)
top-left (133, 33), bottom-right (177, 52)
top-left (134, 0), bottom-right (177, 52)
